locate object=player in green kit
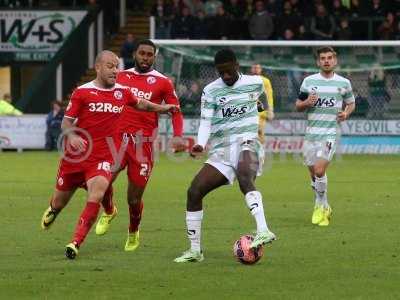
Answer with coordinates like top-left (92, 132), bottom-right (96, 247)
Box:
top-left (174, 49), bottom-right (276, 263)
top-left (296, 47), bottom-right (355, 226)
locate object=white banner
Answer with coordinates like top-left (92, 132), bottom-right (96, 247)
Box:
top-left (0, 10), bottom-right (87, 53)
top-left (160, 119), bottom-right (400, 136)
top-left (0, 115), bottom-right (46, 149)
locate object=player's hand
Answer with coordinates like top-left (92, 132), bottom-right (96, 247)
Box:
top-left (190, 144), bottom-right (204, 158)
top-left (160, 104), bottom-right (180, 114)
top-left (305, 93), bottom-right (318, 107)
top-left (171, 136), bottom-right (187, 153)
top-left (337, 111), bottom-right (348, 122)
top-left (267, 110), bottom-right (275, 120)
top-left (68, 134), bottom-right (87, 152)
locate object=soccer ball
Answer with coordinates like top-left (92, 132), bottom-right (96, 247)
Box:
top-left (233, 235), bottom-right (264, 265)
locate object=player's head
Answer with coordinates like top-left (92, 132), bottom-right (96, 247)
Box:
top-left (251, 64), bottom-right (263, 76)
top-left (134, 39), bottom-right (157, 73)
top-left (316, 46), bottom-right (337, 73)
top-left (94, 50), bottom-right (119, 88)
top-left (214, 48), bottom-right (239, 86)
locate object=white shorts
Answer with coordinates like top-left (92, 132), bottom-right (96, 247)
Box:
top-left (205, 139), bottom-right (265, 185)
top-left (303, 140), bottom-right (336, 166)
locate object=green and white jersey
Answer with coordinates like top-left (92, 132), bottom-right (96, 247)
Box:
top-left (201, 74), bottom-right (264, 153)
top-left (299, 72), bottom-right (355, 142)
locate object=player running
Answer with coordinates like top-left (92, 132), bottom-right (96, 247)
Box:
top-left (40, 50), bottom-right (178, 259)
top-left (174, 49), bottom-right (276, 263)
top-left (94, 39), bottom-right (185, 251)
top-left (295, 46), bottom-right (355, 226)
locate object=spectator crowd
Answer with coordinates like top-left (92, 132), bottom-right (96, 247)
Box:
top-left (151, 0), bottom-right (400, 40)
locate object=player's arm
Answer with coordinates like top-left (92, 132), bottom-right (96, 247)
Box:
top-left (191, 90), bottom-right (214, 158)
top-left (338, 84), bottom-right (356, 122)
top-left (62, 91), bottom-right (87, 152)
top-left (295, 82), bottom-right (318, 112)
top-left (134, 98), bottom-right (180, 113)
top-left (162, 78), bottom-right (185, 152)
top-left (61, 117), bottom-right (87, 152)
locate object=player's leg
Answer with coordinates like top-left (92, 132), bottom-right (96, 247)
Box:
top-left (236, 150), bottom-right (276, 248)
top-left (66, 175), bottom-right (110, 259)
top-left (41, 188), bottom-right (76, 230)
top-left (308, 165), bottom-right (324, 224)
top-left (174, 163), bottom-right (228, 263)
top-left (313, 159), bottom-right (332, 226)
top-left (124, 180), bottom-right (145, 251)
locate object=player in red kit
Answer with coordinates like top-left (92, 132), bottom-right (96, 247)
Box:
top-left (40, 50), bottom-right (179, 259)
top-left (95, 39), bottom-right (185, 251)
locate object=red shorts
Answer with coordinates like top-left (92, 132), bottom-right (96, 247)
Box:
top-left (55, 159), bottom-right (113, 191)
top-left (114, 133), bottom-right (154, 188)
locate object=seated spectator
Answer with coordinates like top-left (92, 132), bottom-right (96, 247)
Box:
top-left (310, 4), bottom-right (336, 40)
top-left (349, 0), bottom-right (367, 17)
top-left (170, 6), bottom-right (196, 39)
top-left (181, 81), bottom-right (202, 115)
top-left (120, 33), bottom-right (135, 70)
top-left (0, 93), bottom-right (22, 116)
top-left (150, 0), bottom-right (173, 39)
top-left (185, 0), bottom-right (204, 15)
top-left (45, 100), bottom-right (64, 151)
top-left (336, 18), bottom-right (352, 40)
top-left (248, 0), bottom-right (274, 40)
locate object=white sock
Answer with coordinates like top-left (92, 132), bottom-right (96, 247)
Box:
top-left (311, 178), bottom-right (319, 206)
top-left (186, 210), bottom-right (203, 252)
top-left (245, 191), bottom-right (268, 233)
top-left (315, 175), bottom-right (328, 208)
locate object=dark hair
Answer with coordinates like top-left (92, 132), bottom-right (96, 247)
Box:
top-left (214, 48), bottom-right (237, 65)
top-left (134, 39), bottom-right (157, 53)
top-left (316, 46), bottom-right (336, 58)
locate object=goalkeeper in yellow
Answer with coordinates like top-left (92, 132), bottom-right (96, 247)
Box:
top-left (250, 64), bottom-right (274, 144)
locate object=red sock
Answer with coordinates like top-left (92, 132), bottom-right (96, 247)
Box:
top-left (72, 201), bottom-right (100, 246)
top-left (129, 200), bottom-right (143, 233)
top-left (102, 186), bottom-right (114, 215)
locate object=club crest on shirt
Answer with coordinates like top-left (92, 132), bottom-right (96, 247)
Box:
top-left (147, 76), bottom-right (156, 84)
top-left (217, 97), bottom-right (227, 104)
top-left (114, 90), bottom-right (123, 100)
top-left (248, 93), bottom-right (257, 101)
top-left (58, 177), bottom-right (64, 186)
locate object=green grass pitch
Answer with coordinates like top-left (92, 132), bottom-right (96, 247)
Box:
top-left (0, 152), bottom-right (399, 299)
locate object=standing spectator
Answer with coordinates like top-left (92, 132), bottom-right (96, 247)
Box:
top-left (0, 93), bottom-right (22, 116)
top-left (368, 0), bottom-right (386, 17)
top-left (150, 0), bottom-right (173, 39)
top-left (170, 0), bottom-right (185, 18)
top-left (368, 66), bottom-right (390, 118)
top-left (120, 33), bottom-right (135, 70)
top-left (213, 6), bottom-right (231, 39)
top-left (331, 0), bottom-right (349, 23)
top-left (248, 0), bottom-right (274, 40)
top-left (349, 0), bottom-right (366, 17)
top-left (225, 0), bottom-right (245, 39)
top-left (185, 0), bottom-right (204, 15)
top-left (170, 6), bottom-right (196, 39)
top-left (45, 100), bottom-right (64, 151)
top-left (193, 10), bottom-right (209, 39)
top-left (276, 1), bottom-right (302, 38)
top-left (377, 12), bottom-right (396, 40)
top-left (204, 0), bottom-right (222, 17)
top-left (310, 4), bottom-right (336, 40)
top-left (336, 18), bottom-right (352, 40)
